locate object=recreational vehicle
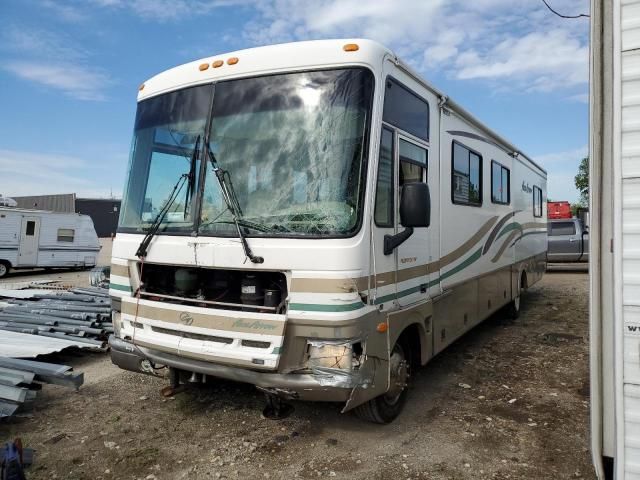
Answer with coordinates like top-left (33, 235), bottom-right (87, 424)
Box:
top-left (590, 0), bottom-right (640, 478)
top-left (108, 39), bottom-right (548, 423)
top-left (0, 207), bottom-right (100, 278)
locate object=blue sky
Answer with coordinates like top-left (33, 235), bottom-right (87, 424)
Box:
top-left (0, 0), bottom-right (589, 202)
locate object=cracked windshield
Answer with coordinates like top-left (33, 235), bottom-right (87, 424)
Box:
top-left (119, 68), bottom-right (373, 236)
top-left (201, 68), bottom-right (373, 236)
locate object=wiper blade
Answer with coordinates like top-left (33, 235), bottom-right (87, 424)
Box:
top-left (135, 172), bottom-right (189, 259)
top-left (205, 142), bottom-right (264, 264)
top-left (184, 135), bottom-right (200, 218)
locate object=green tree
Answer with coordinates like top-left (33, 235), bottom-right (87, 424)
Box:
top-left (575, 156), bottom-right (589, 204)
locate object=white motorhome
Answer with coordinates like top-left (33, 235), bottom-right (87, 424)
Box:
top-left (0, 207), bottom-right (100, 278)
top-left (109, 39), bottom-right (547, 422)
top-left (590, 1), bottom-right (640, 478)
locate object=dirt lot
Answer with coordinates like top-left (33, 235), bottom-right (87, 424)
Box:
top-left (0, 272), bottom-right (594, 480)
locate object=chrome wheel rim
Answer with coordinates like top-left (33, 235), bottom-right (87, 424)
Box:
top-left (514, 294), bottom-right (520, 311)
top-left (0, 264), bottom-right (6, 277)
top-left (384, 343), bottom-right (409, 405)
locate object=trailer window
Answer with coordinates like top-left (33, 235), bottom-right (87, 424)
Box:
top-left (57, 228), bottom-right (74, 242)
top-left (383, 78), bottom-right (429, 141)
top-left (452, 141), bottom-right (482, 206)
top-left (533, 186), bottom-right (543, 217)
top-left (25, 221), bottom-right (35, 236)
top-left (374, 128), bottom-right (394, 227)
top-left (491, 161), bottom-right (510, 204)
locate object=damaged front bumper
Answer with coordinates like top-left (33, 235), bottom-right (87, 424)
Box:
top-left (109, 336), bottom-right (365, 403)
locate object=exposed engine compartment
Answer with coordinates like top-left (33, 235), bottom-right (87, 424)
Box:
top-left (138, 263), bottom-right (288, 313)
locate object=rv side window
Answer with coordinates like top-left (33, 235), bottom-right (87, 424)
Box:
top-left (491, 161), bottom-right (510, 204)
top-left (533, 186), bottom-right (543, 217)
top-left (374, 128), bottom-right (394, 227)
top-left (452, 141), bottom-right (482, 206)
top-left (57, 228), bottom-right (75, 242)
top-left (382, 78), bottom-right (429, 141)
top-left (25, 221), bottom-right (35, 236)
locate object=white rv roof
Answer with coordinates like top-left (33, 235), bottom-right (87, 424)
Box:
top-left (138, 38), bottom-right (545, 177)
top-left (0, 206), bottom-right (87, 217)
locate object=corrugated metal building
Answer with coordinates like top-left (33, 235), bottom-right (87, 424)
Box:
top-left (12, 193), bottom-right (76, 212)
top-left (10, 194), bottom-right (121, 238)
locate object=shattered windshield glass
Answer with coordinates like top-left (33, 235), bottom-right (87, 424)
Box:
top-left (118, 85), bottom-right (211, 233)
top-left (200, 68), bottom-right (373, 237)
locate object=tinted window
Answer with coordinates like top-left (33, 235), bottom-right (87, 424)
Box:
top-left (25, 221), bottom-right (35, 236)
top-left (452, 142), bottom-right (482, 206)
top-left (533, 186), bottom-right (543, 217)
top-left (57, 228), bottom-right (75, 242)
top-left (491, 161), bottom-right (510, 204)
top-left (374, 128), bottom-right (394, 227)
top-left (383, 78), bottom-right (429, 141)
top-left (550, 222), bottom-right (576, 236)
top-left (399, 138), bottom-right (427, 185)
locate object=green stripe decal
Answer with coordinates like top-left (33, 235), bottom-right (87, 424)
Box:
top-left (496, 222), bottom-right (522, 240)
top-left (288, 301), bottom-right (365, 312)
top-left (440, 247), bottom-right (483, 282)
top-left (110, 283), bottom-right (132, 292)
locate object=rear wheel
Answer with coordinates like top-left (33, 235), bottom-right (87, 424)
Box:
top-left (354, 337), bottom-right (411, 424)
top-left (0, 261), bottom-right (10, 279)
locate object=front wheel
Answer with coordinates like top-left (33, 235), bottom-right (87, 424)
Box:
top-left (0, 261), bottom-right (10, 279)
top-left (354, 338), bottom-right (411, 424)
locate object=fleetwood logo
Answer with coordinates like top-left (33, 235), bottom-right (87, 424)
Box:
top-left (179, 311), bottom-right (194, 326)
top-left (521, 181), bottom-right (533, 193)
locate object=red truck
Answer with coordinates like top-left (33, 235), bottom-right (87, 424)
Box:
top-left (547, 201), bottom-right (572, 219)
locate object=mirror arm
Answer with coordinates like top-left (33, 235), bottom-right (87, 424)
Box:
top-left (383, 227), bottom-right (414, 255)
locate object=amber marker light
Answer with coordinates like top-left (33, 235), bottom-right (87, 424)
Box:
top-left (343, 43), bottom-right (359, 52)
top-left (227, 57), bottom-right (239, 65)
top-left (138, 83), bottom-right (145, 91)
top-left (376, 322), bottom-right (388, 333)
top-left (212, 60), bottom-right (223, 68)
top-left (199, 63), bottom-right (209, 71)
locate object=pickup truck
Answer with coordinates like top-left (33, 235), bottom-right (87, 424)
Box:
top-left (547, 218), bottom-right (589, 263)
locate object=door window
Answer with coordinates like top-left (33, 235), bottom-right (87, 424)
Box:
top-left (25, 221), bottom-right (35, 236)
top-left (399, 138), bottom-right (427, 185)
top-left (549, 222), bottom-right (576, 236)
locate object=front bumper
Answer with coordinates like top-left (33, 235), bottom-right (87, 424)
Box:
top-left (109, 336), bottom-right (352, 402)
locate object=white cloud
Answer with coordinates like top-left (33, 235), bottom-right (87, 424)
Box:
top-left (89, 0), bottom-right (252, 22)
top-left (239, 0), bottom-right (589, 96)
top-left (4, 62), bottom-right (112, 101)
top-left (0, 149), bottom-right (118, 197)
top-left (534, 145), bottom-right (588, 203)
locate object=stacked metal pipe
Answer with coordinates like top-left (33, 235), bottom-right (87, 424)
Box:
top-left (0, 286), bottom-right (112, 348)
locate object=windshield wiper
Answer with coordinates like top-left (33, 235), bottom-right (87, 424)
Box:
top-left (205, 142), bottom-right (264, 264)
top-left (184, 135), bottom-right (200, 218)
top-left (135, 172), bottom-right (189, 259)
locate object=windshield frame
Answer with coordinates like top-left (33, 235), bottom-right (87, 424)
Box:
top-left (117, 66), bottom-right (376, 240)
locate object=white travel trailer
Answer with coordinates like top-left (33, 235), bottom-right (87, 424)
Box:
top-left (590, 1), bottom-right (640, 478)
top-left (109, 39), bottom-right (547, 422)
top-left (0, 207), bottom-right (100, 278)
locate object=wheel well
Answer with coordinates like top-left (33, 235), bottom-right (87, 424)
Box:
top-left (0, 259), bottom-right (10, 267)
top-left (520, 270), bottom-right (528, 291)
top-left (397, 324), bottom-right (422, 367)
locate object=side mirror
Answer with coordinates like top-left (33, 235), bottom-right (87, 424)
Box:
top-left (400, 182), bottom-right (431, 228)
top-left (384, 182), bottom-right (431, 255)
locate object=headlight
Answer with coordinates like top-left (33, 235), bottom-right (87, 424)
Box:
top-left (305, 340), bottom-right (358, 370)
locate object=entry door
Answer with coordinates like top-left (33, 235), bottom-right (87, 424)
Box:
top-left (395, 135), bottom-right (430, 307)
top-left (18, 217), bottom-right (40, 266)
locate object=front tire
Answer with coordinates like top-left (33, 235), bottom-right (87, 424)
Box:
top-left (506, 272), bottom-right (526, 319)
top-left (354, 337), bottom-right (411, 424)
top-left (0, 261), bottom-right (10, 279)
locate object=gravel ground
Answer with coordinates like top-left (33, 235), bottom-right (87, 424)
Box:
top-left (0, 271), bottom-right (594, 480)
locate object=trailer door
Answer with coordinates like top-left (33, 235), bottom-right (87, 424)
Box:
top-left (18, 216), bottom-right (40, 266)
